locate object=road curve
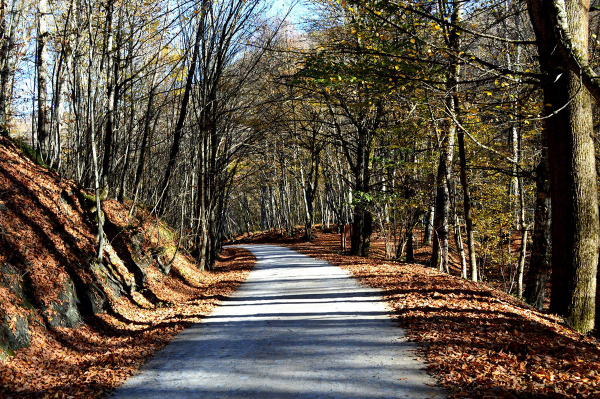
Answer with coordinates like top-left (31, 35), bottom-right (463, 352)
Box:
top-left (109, 244), bottom-right (444, 399)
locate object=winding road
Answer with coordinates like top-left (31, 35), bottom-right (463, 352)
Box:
top-left (110, 245), bottom-right (444, 398)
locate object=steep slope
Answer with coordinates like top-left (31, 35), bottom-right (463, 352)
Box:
top-left (0, 137), bottom-right (254, 397)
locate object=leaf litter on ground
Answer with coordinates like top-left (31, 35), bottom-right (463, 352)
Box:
top-left (258, 232), bottom-right (600, 398)
top-left (0, 246), bottom-right (254, 399)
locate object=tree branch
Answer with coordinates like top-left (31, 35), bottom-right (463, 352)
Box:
top-left (549, 0), bottom-right (600, 104)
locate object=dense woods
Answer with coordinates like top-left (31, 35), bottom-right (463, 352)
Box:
top-left (2, 0), bottom-right (600, 337)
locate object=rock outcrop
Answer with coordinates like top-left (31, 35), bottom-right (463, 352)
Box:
top-left (0, 136), bottom-right (176, 359)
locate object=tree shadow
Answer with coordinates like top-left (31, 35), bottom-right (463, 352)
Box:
top-left (288, 236), bottom-right (600, 398)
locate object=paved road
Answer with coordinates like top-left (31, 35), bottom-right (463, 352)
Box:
top-left (110, 245), bottom-right (444, 398)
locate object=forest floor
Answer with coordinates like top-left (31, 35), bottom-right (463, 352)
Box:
top-left (0, 246), bottom-right (255, 399)
top-left (232, 230), bottom-right (600, 398)
top-left (110, 245), bottom-right (444, 399)
top-left (0, 136), bottom-right (257, 398)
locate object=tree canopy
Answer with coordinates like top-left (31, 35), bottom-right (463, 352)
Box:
top-left (2, 0), bottom-right (600, 333)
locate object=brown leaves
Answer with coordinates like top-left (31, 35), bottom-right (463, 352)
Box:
top-left (0, 246), bottom-right (254, 399)
top-left (288, 232), bottom-right (600, 399)
top-left (0, 138), bottom-right (256, 398)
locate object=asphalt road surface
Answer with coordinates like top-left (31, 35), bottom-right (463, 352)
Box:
top-left (109, 245), bottom-right (444, 399)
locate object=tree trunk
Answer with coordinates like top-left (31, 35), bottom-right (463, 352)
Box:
top-left (453, 211), bottom-right (467, 279)
top-left (36, 0), bottom-right (50, 155)
top-left (431, 116), bottom-right (454, 271)
top-left (431, 1), bottom-right (461, 272)
top-left (524, 154), bottom-right (552, 310)
top-left (0, 0), bottom-right (21, 137)
top-left (117, 88), bottom-right (134, 202)
top-left (458, 129), bottom-right (477, 281)
top-left (406, 230), bottom-right (415, 263)
top-left (444, 0), bottom-right (478, 281)
top-left (424, 205), bottom-right (434, 245)
top-left (349, 127), bottom-right (372, 256)
top-left (157, 9), bottom-right (204, 214)
top-left (0, 0), bottom-right (7, 136)
top-left (260, 184), bottom-right (268, 230)
top-left (101, 19), bottom-right (117, 187)
top-left (517, 229), bottom-right (529, 298)
top-left (527, 0), bottom-right (599, 333)
top-left (50, 51), bottom-right (66, 169)
top-left (351, 208), bottom-right (373, 257)
top-left (48, 0), bottom-right (75, 171)
top-left (304, 185), bottom-right (314, 241)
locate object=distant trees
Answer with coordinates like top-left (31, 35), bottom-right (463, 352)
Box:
top-left (0, 0), bottom-right (280, 270)
top-left (223, 0), bottom-right (599, 334)
top-left (3, 0), bottom-right (600, 333)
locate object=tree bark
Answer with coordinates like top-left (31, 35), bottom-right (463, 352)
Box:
top-left (424, 205), bottom-right (434, 245)
top-left (527, 0), bottom-right (599, 333)
top-left (445, 0), bottom-right (477, 282)
top-left (431, 0), bottom-right (462, 273)
top-left (406, 229), bottom-right (415, 263)
top-left (0, 0), bottom-right (21, 137)
top-left (516, 172), bottom-right (528, 298)
top-left (431, 107), bottom-right (455, 272)
top-left (524, 154), bottom-right (551, 310)
top-left (453, 210), bottom-right (467, 279)
top-left (0, 0), bottom-right (7, 136)
top-left (350, 126), bottom-right (373, 257)
top-left (100, 1), bottom-right (116, 187)
top-left (457, 128), bottom-right (477, 281)
top-left (36, 0), bottom-right (50, 155)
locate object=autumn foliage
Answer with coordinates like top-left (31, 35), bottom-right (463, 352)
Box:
top-left (0, 137), bottom-right (255, 398)
top-left (282, 233), bottom-right (600, 398)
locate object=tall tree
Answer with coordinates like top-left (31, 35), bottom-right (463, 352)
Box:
top-left (0, 0), bottom-right (24, 137)
top-left (36, 0), bottom-right (50, 155)
top-left (157, 1), bottom-right (206, 214)
top-left (524, 149), bottom-right (551, 310)
top-left (431, 0), bottom-right (463, 274)
top-left (526, 0), bottom-right (599, 333)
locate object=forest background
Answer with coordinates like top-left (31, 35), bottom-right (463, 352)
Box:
top-left (1, 0), bottom-right (600, 335)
